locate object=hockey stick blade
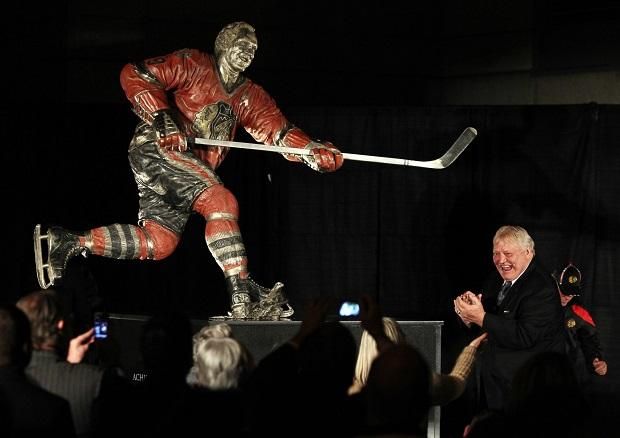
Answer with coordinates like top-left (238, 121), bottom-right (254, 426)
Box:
top-left (192, 126), bottom-right (477, 169)
top-left (436, 127), bottom-right (477, 169)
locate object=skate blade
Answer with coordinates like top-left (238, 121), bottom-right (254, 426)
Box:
top-left (33, 224), bottom-right (53, 289)
top-left (209, 314), bottom-right (251, 321)
top-left (208, 312), bottom-right (293, 322)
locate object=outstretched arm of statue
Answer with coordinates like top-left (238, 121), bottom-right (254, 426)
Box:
top-left (235, 83), bottom-right (344, 172)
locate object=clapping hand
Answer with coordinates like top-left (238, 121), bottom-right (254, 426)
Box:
top-left (454, 291), bottom-right (485, 328)
top-left (593, 358), bottom-right (608, 376)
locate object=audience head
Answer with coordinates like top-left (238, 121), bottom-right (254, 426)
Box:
top-left (194, 336), bottom-right (253, 390)
top-left (188, 322), bottom-right (248, 385)
top-left (354, 317), bottom-right (406, 388)
top-left (364, 343), bottom-right (431, 434)
top-left (509, 350), bottom-right (584, 407)
top-left (16, 289), bottom-right (64, 351)
top-left (192, 322), bottom-right (233, 361)
top-left (506, 351), bottom-right (590, 437)
top-left (297, 320), bottom-right (358, 397)
top-left (0, 303), bottom-right (32, 369)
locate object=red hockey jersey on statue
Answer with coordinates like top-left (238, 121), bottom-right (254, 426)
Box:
top-left (120, 48), bottom-right (311, 169)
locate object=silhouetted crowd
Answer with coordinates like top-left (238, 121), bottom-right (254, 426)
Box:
top-left (1, 287), bottom-right (600, 438)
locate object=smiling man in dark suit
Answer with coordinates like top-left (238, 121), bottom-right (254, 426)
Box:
top-left (454, 225), bottom-right (565, 412)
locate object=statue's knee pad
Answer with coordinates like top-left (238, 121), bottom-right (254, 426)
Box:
top-left (193, 185), bottom-right (239, 218)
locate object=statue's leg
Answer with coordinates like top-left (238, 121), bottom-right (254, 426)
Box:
top-left (33, 221), bottom-right (179, 289)
top-left (193, 185), bottom-right (293, 319)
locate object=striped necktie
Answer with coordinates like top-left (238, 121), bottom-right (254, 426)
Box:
top-left (497, 281), bottom-right (512, 305)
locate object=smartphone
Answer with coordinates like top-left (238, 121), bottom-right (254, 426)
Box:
top-left (94, 313), bottom-right (109, 340)
top-left (339, 301), bottom-right (360, 317)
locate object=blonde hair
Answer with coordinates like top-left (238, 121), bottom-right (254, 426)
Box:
top-left (195, 336), bottom-right (252, 390)
top-left (188, 322), bottom-right (235, 386)
top-left (352, 317), bottom-right (406, 391)
top-left (493, 225), bottom-right (535, 254)
top-left (192, 322), bottom-right (232, 362)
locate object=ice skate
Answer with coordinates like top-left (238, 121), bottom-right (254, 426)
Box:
top-left (245, 276), bottom-right (294, 318)
top-left (223, 274), bottom-right (294, 320)
top-left (33, 224), bottom-right (88, 289)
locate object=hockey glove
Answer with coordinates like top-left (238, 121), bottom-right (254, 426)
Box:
top-left (303, 141), bottom-right (344, 173)
top-left (152, 109), bottom-right (188, 152)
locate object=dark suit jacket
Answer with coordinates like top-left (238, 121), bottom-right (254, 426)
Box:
top-left (479, 261), bottom-right (565, 411)
top-left (0, 366), bottom-right (76, 436)
top-left (26, 350), bottom-right (110, 437)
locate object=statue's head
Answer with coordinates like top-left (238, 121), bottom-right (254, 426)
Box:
top-left (214, 22), bottom-right (257, 73)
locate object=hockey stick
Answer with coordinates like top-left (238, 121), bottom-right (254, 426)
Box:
top-left (192, 127), bottom-right (477, 169)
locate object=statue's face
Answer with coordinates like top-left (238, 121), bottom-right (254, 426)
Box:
top-left (225, 31), bottom-right (257, 73)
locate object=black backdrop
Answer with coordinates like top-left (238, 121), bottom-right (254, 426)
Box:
top-left (9, 103), bottom-right (620, 317)
top-left (6, 100), bottom-right (620, 434)
top-left (4, 3), bottom-right (619, 321)
top-left (4, 3), bottom-right (620, 434)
